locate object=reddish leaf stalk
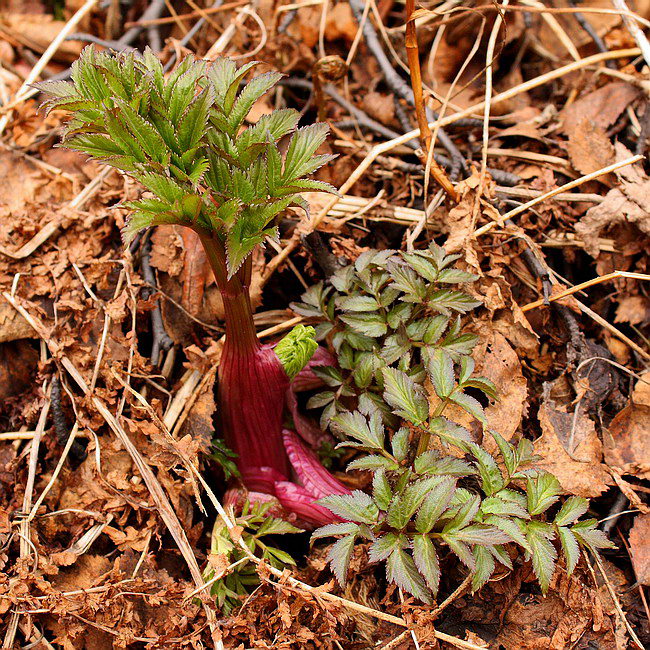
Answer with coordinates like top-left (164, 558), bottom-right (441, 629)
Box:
top-left (198, 229), bottom-right (290, 485)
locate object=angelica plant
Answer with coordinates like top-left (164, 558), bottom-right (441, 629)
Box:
top-left (38, 47), bottom-right (350, 523)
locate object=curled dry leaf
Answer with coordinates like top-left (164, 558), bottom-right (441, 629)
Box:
top-left (535, 383), bottom-right (611, 497)
top-left (603, 403), bottom-right (650, 481)
top-left (629, 514), bottom-right (650, 586)
top-left (575, 144), bottom-right (650, 257)
top-left (476, 331), bottom-right (527, 446)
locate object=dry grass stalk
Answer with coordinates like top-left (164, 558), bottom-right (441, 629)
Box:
top-left (522, 270), bottom-right (650, 312)
top-left (472, 155), bottom-right (644, 238)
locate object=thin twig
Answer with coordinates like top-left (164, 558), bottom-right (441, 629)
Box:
top-left (140, 236), bottom-right (174, 366)
top-left (481, 0), bottom-right (508, 185)
top-left (404, 0), bottom-right (458, 200)
top-left (50, 375), bottom-right (86, 461)
top-left (522, 270), bottom-right (650, 312)
top-left (347, 0), bottom-right (466, 174)
top-left (473, 154), bottom-right (644, 238)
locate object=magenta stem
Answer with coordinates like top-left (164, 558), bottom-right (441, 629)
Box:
top-left (197, 229), bottom-right (290, 482)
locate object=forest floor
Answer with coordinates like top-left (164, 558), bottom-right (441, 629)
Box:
top-left (0, 0), bottom-right (649, 648)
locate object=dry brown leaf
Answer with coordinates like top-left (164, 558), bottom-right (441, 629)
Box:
top-left (476, 331), bottom-right (527, 445)
top-left (0, 14), bottom-right (83, 61)
top-left (629, 514), bottom-right (650, 585)
top-left (575, 144), bottom-right (650, 256)
top-left (497, 570), bottom-right (618, 650)
top-left (150, 226), bottom-right (184, 276)
top-left (535, 384), bottom-right (611, 497)
top-left (561, 83), bottom-right (639, 136)
top-left (603, 403), bottom-right (650, 480)
top-left (179, 228), bottom-right (210, 317)
top-left (178, 372), bottom-right (217, 454)
top-left (496, 121), bottom-right (545, 142)
top-left (0, 300), bottom-right (35, 342)
top-left (631, 370), bottom-right (650, 406)
top-left (362, 92), bottom-right (395, 125)
top-left (324, 3), bottom-right (357, 42)
top-left (614, 295), bottom-right (650, 325)
top-left (566, 120), bottom-right (615, 177)
top-left (0, 151), bottom-right (47, 215)
top-left (537, 0), bottom-right (625, 55)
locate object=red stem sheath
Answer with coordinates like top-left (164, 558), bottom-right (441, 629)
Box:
top-left (198, 230), bottom-right (290, 486)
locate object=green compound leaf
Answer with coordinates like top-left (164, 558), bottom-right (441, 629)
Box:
top-left (554, 496), bottom-right (589, 527)
top-left (386, 548), bottom-right (432, 604)
top-left (310, 522), bottom-right (360, 542)
top-left (327, 534), bottom-right (357, 586)
top-left (382, 367), bottom-right (429, 426)
top-left (471, 544), bottom-right (496, 592)
top-left (339, 312), bottom-right (387, 338)
top-left (40, 48), bottom-right (336, 275)
top-left (527, 521), bottom-right (558, 594)
top-left (413, 534), bottom-right (441, 595)
top-left (557, 526), bottom-right (580, 576)
top-left (319, 490), bottom-right (379, 524)
top-left (387, 477), bottom-right (441, 530)
top-left (427, 349), bottom-right (456, 399)
top-left (332, 410), bottom-right (384, 451)
top-left (571, 519), bottom-right (616, 551)
top-left (415, 476), bottom-right (457, 533)
top-left (372, 469), bottom-right (393, 510)
top-left (346, 455), bottom-right (399, 472)
top-left (369, 532), bottom-right (404, 563)
top-left (449, 391), bottom-right (487, 425)
top-left (390, 427), bottom-right (410, 462)
top-left (527, 472), bottom-right (562, 516)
